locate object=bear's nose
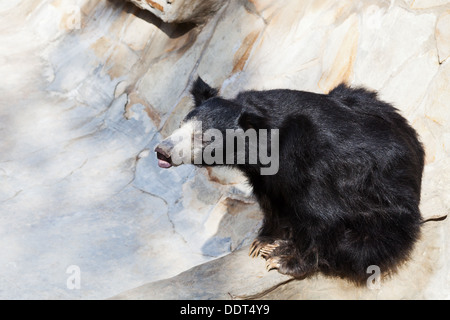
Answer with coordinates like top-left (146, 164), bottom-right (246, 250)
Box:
top-left (155, 139), bottom-right (174, 156)
top-left (155, 140), bottom-right (174, 169)
top-left (155, 146), bottom-right (170, 159)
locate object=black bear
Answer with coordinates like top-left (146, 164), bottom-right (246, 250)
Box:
top-left (155, 77), bottom-right (425, 285)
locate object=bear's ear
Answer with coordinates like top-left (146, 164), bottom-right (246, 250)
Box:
top-left (238, 110), bottom-right (268, 131)
top-left (191, 77), bottom-right (219, 107)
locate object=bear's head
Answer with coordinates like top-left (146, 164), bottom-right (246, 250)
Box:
top-left (155, 77), bottom-right (279, 175)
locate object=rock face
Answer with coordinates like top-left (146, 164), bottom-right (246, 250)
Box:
top-left (436, 10), bottom-right (450, 63)
top-left (127, 0), bottom-right (226, 23)
top-left (0, 0), bottom-right (449, 299)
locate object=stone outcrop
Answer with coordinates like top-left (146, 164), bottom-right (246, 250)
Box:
top-left (111, 219), bottom-right (444, 300)
top-left (0, 0), bottom-right (449, 299)
top-left (127, 0), bottom-right (227, 23)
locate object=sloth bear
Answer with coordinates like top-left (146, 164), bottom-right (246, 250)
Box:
top-left (155, 77), bottom-right (425, 285)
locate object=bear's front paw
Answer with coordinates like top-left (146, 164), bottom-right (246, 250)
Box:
top-left (265, 256), bottom-right (281, 271)
top-left (265, 255), bottom-right (306, 278)
top-left (266, 253), bottom-right (316, 279)
top-left (249, 238), bottom-right (280, 258)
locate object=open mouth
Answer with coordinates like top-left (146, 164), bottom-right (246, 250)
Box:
top-left (155, 147), bottom-right (173, 169)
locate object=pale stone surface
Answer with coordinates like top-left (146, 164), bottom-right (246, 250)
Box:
top-left (407, 0), bottom-right (450, 9)
top-left (0, 0), bottom-right (449, 300)
top-left (436, 10), bottom-right (450, 63)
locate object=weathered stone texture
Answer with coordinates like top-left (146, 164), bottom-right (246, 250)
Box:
top-left (0, 0), bottom-right (449, 299)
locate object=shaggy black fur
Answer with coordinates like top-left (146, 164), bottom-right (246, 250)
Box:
top-left (161, 77), bottom-right (425, 284)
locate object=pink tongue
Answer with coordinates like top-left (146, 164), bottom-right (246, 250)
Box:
top-left (158, 159), bottom-right (172, 169)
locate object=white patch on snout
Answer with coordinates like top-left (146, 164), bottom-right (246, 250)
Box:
top-left (167, 120), bottom-right (203, 166)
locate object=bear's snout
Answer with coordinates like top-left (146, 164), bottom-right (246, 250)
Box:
top-left (155, 141), bottom-right (173, 169)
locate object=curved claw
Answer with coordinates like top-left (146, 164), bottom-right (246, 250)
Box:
top-left (249, 240), bottom-right (280, 258)
top-left (259, 243), bottom-right (280, 259)
top-left (265, 257), bottom-right (281, 271)
top-left (249, 239), bottom-right (263, 258)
